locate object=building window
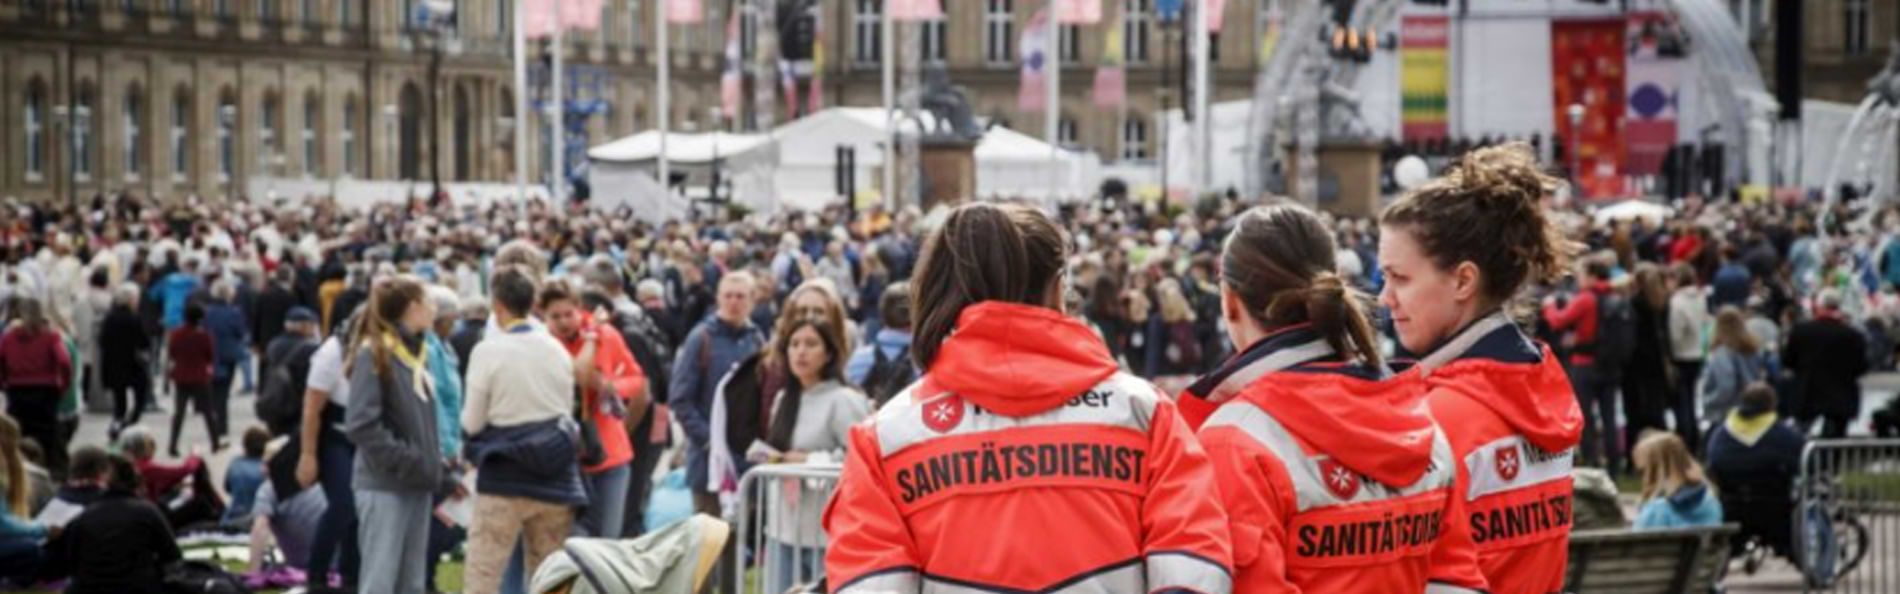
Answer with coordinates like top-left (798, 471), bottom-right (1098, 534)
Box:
top-left (303, 0), bottom-right (316, 25)
top-left (338, 0), bottom-right (351, 26)
top-left (303, 93), bottom-right (320, 175)
top-left (1058, 116), bottom-right (1078, 147)
top-left (401, 0), bottom-right (417, 29)
top-left (922, 17), bottom-right (947, 64)
top-left (75, 86), bottom-right (94, 181)
top-left (25, 82), bottom-right (45, 181)
top-left (169, 0), bottom-right (184, 18)
top-left (599, 1), bottom-right (611, 44)
top-left (1121, 115), bottom-right (1148, 160)
top-left (1125, 0), bottom-right (1150, 64)
top-left (214, 0), bottom-right (230, 19)
top-left (122, 0), bottom-right (134, 14)
top-left (171, 89), bottom-right (190, 180)
top-left (218, 95), bottom-right (234, 181)
top-left (342, 97), bottom-right (358, 176)
top-left (985, 0), bottom-right (1014, 66)
top-left (853, 0), bottom-right (880, 65)
top-left (1847, 0), bottom-right (1871, 55)
top-left (625, 0), bottom-right (639, 47)
top-left (1060, 24), bottom-right (1080, 62)
top-left (260, 0), bottom-right (276, 22)
top-left (124, 88), bottom-right (144, 179)
top-left (262, 94), bottom-right (281, 167)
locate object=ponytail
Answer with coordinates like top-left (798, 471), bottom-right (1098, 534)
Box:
top-left (1223, 204), bottom-right (1383, 367)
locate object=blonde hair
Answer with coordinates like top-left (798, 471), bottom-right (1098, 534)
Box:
top-left (1634, 431), bottom-right (1711, 503)
top-left (1156, 278), bottom-right (1196, 324)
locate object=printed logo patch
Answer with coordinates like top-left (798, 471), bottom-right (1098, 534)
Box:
top-left (1319, 458), bottom-right (1361, 500)
top-left (1495, 445), bottom-right (1521, 482)
top-left (921, 394), bottom-right (965, 433)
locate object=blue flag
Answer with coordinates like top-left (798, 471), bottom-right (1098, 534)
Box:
top-left (1156, 0), bottom-right (1184, 22)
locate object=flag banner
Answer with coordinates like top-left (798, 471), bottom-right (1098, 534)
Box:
top-left (523, 0), bottom-right (558, 39)
top-left (721, 8), bottom-right (742, 118)
top-left (1399, 15), bottom-right (1449, 141)
top-left (808, 5), bottom-right (827, 113)
top-left (666, 0), bottom-right (702, 24)
top-left (1056, 0), bottom-right (1102, 25)
top-left (1092, 14), bottom-right (1125, 107)
top-left (1551, 20), bottom-right (1627, 199)
top-left (890, 0), bottom-right (943, 21)
top-left (1019, 9), bottom-right (1050, 112)
top-left (1156, 0), bottom-right (1183, 22)
top-left (1258, 2), bottom-right (1281, 63)
top-left (779, 58), bottom-right (800, 120)
top-left (1625, 10), bottom-right (1684, 176)
top-left (1205, 0), bottom-right (1226, 32)
top-left (560, 0), bottom-right (603, 31)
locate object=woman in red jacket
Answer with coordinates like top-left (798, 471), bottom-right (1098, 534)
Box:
top-left (1379, 143), bottom-right (1584, 594)
top-left (823, 202), bottom-right (1233, 594)
top-left (1180, 203), bottom-right (1478, 594)
top-left (0, 297), bottom-right (71, 478)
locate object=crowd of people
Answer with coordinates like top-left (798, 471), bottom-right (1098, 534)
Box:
top-left (0, 139), bottom-right (1884, 593)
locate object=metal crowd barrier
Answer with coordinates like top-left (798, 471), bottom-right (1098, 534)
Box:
top-left (730, 463), bottom-right (845, 594)
top-left (1798, 439), bottom-right (1900, 593)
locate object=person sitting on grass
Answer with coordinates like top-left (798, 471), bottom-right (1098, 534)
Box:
top-left (1633, 431), bottom-right (1724, 530)
top-left (222, 425), bottom-right (271, 529)
top-left (115, 427), bottom-right (223, 531)
top-left (35, 445), bottom-right (112, 528)
top-left (41, 453), bottom-right (182, 594)
top-left (0, 414), bottom-right (50, 589)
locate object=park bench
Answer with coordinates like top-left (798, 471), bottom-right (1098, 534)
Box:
top-left (1563, 524), bottom-right (1737, 594)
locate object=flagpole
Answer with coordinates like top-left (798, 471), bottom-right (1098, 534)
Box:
top-left (1045, 3), bottom-right (1061, 204)
top-left (551, 0), bottom-right (566, 203)
top-left (1192, 0), bottom-right (1210, 197)
top-left (882, 1), bottom-right (895, 211)
top-left (658, 0), bottom-right (670, 203)
top-left (514, 0), bottom-right (528, 200)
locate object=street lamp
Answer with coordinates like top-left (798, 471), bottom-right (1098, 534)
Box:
top-left (708, 106), bottom-right (723, 218)
top-left (1565, 103), bottom-right (1585, 196)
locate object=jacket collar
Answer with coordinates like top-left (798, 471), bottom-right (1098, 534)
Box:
top-left (1185, 325), bottom-right (1334, 405)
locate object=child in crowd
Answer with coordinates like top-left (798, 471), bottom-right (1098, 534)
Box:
top-left (1633, 431), bottom-right (1725, 530)
top-left (222, 425), bottom-right (271, 528)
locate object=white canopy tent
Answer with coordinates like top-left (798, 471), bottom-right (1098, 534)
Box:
top-left (586, 130), bottom-right (776, 222)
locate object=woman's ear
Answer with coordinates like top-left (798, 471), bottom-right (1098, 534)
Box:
top-left (1453, 261), bottom-right (1482, 305)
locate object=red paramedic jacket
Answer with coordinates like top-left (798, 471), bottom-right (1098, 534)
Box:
top-left (1419, 313), bottom-right (1585, 594)
top-left (1180, 326), bottom-right (1485, 594)
top-left (822, 302), bottom-right (1234, 594)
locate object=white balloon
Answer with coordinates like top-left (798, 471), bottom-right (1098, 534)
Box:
top-left (1394, 156), bottom-right (1431, 190)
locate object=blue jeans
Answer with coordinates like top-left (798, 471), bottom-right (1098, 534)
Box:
top-left (307, 432), bottom-right (359, 587)
top-left (355, 489), bottom-right (433, 594)
top-left (576, 463), bottom-right (632, 539)
top-left (767, 540), bottom-right (823, 594)
top-left (498, 542), bottom-right (526, 594)
top-left (238, 349), bottom-right (255, 392)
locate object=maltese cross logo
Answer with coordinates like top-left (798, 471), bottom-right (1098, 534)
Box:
top-left (1496, 445), bottom-right (1522, 481)
top-left (921, 395), bottom-right (965, 433)
top-left (1318, 459), bottom-right (1360, 500)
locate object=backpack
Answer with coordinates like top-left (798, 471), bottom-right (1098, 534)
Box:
top-left (612, 307), bottom-right (674, 402)
top-left (163, 560), bottom-right (253, 594)
top-left (1593, 292), bottom-right (1638, 374)
top-left (862, 344), bottom-right (916, 407)
top-left (255, 339), bottom-right (319, 436)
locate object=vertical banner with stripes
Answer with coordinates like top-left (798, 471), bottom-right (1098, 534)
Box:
top-left (1400, 15), bottom-right (1450, 141)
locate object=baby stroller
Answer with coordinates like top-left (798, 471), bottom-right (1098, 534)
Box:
top-left (530, 514), bottom-right (730, 594)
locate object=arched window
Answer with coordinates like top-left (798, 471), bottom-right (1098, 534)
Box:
top-left (124, 85), bottom-right (145, 178)
top-left (1121, 113), bottom-right (1148, 161)
top-left (172, 87), bottom-right (191, 180)
top-left (399, 83), bottom-right (423, 179)
top-left (75, 82), bottom-right (96, 181)
top-left (24, 80), bottom-right (46, 181)
top-left (498, 86), bottom-right (515, 178)
top-left (303, 91), bottom-right (322, 175)
top-left (262, 92), bottom-right (282, 167)
top-left (341, 96), bottom-right (359, 176)
top-left (453, 85), bottom-right (471, 180)
top-left (218, 89), bottom-right (236, 180)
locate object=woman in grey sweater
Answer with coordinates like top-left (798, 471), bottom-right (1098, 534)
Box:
top-left (1701, 306), bottom-right (1766, 437)
top-left (343, 276), bottom-right (462, 594)
top-left (757, 316), bottom-right (872, 594)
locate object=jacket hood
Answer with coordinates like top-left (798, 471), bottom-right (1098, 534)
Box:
top-left (1429, 322), bottom-right (1584, 454)
top-left (1668, 484), bottom-right (1710, 511)
top-left (1256, 366), bottom-right (1436, 489)
top-left (924, 302), bottom-right (1119, 417)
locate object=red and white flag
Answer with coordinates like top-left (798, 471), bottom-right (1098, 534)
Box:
top-left (1206, 0), bottom-right (1227, 32)
top-left (1092, 15), bottom-right (1125, 107)
top-left (1018, 9), bottom-right (1049, 112)
top-left (889, 0), bottom-right (942, 21)
top-left (1056, 0), bottom-right (1102, 25)
top-left (666, 0), bottom-right (702, 24)
top-left (523, 0), bottom-right (558, 39)
top-left (523, 0), bottom-right (602, 38)
top-left (561, 0), bottom-right (603, 31)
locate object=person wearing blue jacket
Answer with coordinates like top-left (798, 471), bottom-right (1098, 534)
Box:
top-left (667, 271), bottom-right (763, 517)
top-left (1633, 431), bottom-right (1725, 530)
top-left (149, 256), bottom-right (201, 330)
top-left (203, 280), bottom-right (249, 449)
top-left (844, 282), bottom-right (912, 387)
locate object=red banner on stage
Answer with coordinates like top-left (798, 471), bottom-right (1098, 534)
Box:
top-left (1551, 20), bottom-right (1626, 200)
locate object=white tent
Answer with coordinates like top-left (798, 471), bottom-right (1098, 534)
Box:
top-left (586, 130), bottom-right (777, 221)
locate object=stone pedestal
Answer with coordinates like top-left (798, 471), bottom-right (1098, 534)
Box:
top-left (1285, 140), bottom-right (1383, 218)
top-left (904, 139), bottom-right (977, 210)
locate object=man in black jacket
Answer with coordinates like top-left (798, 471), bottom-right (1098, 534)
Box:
top-left (252, 267), bottom-right (301, 372)
top-left (1785, 289), bottom-right (1870, 438)
top-left (40, 454), bottom-right (182, 594)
